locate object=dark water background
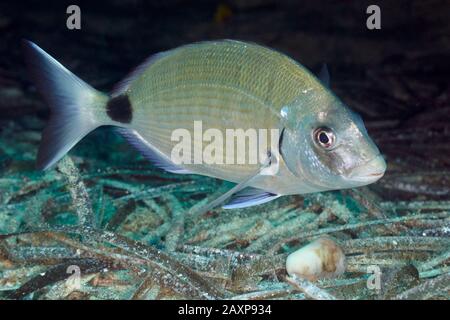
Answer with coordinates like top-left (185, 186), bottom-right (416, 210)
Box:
top-left (1, 0), bottom-right (449, 200)
top-left (0, 0), bottom-right (449, 300)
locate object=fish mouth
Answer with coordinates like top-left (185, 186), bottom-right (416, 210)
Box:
top-left (345, 154), bottom-right (386, 183)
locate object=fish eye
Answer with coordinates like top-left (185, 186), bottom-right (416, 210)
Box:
top-left (313, 127), bottom-right (335, 149)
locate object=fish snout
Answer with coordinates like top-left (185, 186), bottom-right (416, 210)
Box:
top-left (346, 155), bottom-right (386, 184)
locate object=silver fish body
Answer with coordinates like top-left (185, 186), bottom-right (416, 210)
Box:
top-left (23, 39), bottom-right (386, 204)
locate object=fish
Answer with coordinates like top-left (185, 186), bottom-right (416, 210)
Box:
top-left (23, 39), bottom-right (386, 209)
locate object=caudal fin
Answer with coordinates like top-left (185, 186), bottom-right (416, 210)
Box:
top-left (23, 40), bottom-right (109, 170)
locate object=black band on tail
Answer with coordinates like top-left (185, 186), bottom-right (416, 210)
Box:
top-left (106, 94), bottom-right (133, 124)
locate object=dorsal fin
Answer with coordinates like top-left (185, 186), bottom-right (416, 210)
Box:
top-left (318, 63), bottom-right (330, 87)
top-left (116, 128), bottom-right (192, 174)
top-left (112, 50), bottom-right (172, 97)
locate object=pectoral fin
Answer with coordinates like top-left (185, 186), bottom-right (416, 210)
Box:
top-left (189, 152), bottom-right (280, 215)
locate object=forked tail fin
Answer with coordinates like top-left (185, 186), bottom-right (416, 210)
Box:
top-left (23, 40), bottom-right (109, 170)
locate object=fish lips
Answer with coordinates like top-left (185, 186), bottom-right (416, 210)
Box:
top-left (345, 154), bottom-right (387, 184)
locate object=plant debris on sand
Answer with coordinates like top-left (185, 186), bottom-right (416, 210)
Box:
top-left (0, 129), bottom-right (448, 299)
top-left (0, 0), bottom-right (449, 300)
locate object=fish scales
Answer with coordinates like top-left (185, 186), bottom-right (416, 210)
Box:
top-left (124, 41), bottom-right (323, 182)
top-left (24, 39), bottom-right (386, 203)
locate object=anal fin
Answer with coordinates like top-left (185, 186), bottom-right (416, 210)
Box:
top-left (116, 128), bottom-right (192, 174)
